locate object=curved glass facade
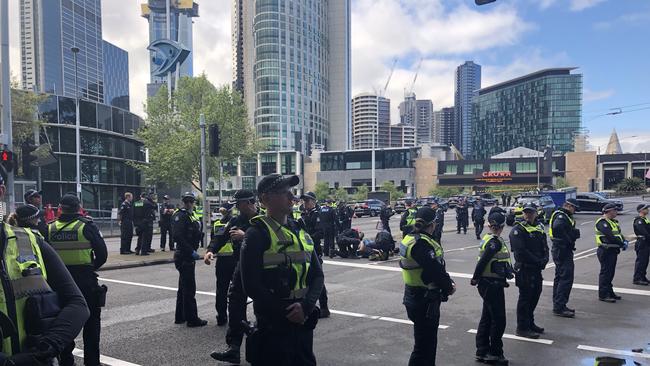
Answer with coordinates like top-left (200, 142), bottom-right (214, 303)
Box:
top-left (253, 0), bottom-right (330, 152)
top-left (20, 94), bottom-right (146, 210)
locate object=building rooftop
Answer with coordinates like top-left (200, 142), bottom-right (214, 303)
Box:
top-left (478, 67), bottom-right (578, 95)
top-left (491, 146), bottom-right (543, 159)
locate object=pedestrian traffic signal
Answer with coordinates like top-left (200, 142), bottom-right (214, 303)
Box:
top-left (0, 150), bottom-right (13, 173)
top-left (209, 124), bottom-right (220, 157)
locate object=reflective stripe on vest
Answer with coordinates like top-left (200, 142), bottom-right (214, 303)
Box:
top-left (213, 220), bottom-right (233, 257)
top-left (514, 206), bottom-right (523, 217)
top-left (1, 223), bottom-right (51, 356)
top-left (595, 217), bottom-right (624, 248)
top-left (292, 206), bottom-right (302, 220)
top-left (548, 210), bottom-right (575, 239)
top-left (47, 220), bottom-right (93, 266)
top-left (478, 234), bottom-right (511, 278)
top-left (252, 215), bottom-right (314, 300)
top-left (399, 234), bottom-right (443, 288)
top-left (405, 208), bottom-right (417, 227)
top-left (515, 221), bottom-right (545, 235)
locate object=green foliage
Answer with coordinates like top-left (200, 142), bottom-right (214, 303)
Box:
top-left (314, 182), bottom-right (331, 201)
top-left (554, 177), bottom-right (569, 189)
top-left (428, 186), bottom-right (460, 198)
top-left (616, 177), bottom-right (645, 193)
top-left (334, 187), bottom-right (349, 202)
top-left (379, 181), bottom-right (404, 202)
top-left (135, 75), bottom-right (257, 191)
top-left (354, 184), bottom-right (369, 201)
top-left (10, 82), bottom-right (48, 178)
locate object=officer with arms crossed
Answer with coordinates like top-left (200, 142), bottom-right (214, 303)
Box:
top-left (48, 194), bottom-right (108, 366)
top-left (471, 211), bottom-right (513, 366)
top-left (633, 203), bottom-right (650, 286)
top-left (595, 203), bottom-right (628, 302)
top-left (159, 195), bottom-right (175, 251)
top-left (240, 174), bottom-right (324, 365)
top-left (400, 199), bottom-right (418, 237)
top-left (172, 192), bottom-right (207, 327)
top-left (0, 181), bottom-right (89, 365)
top-left (549, 198), bottom-right (580, 317)
top-left (472, 197), bottom-right (487, 240)
top-left (400, 207), bottom-right (455, 366)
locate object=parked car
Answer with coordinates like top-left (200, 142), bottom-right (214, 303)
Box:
top-left (393, 198), bottom-right (409, 213)
top-left (575, 192), bottom-right (624, 212)
top-left (512, 195), bottom-right (556, 223)
top-left (416, 196), bottom-right (449, 211)
top-left (472, 193), bottom-right (498, 206)
top-left (448, 195), bottom-right (474, 208)
top-left (354, 199), bottom-right (387, 217)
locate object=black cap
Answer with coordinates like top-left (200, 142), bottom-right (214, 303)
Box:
top-left (602, 203), bottom-right (618, 213)
top-left (565, 198), bottom-right (580, 210)
top-left (257, 174), bottom-right (300, 196)
top-left (24, 189), bottom-right (42, 202)
top-left (522, 202), bottom-right (538, 212)
top-left (636, 203), bottom-right (650, 212)
top-left (405, 199), bottom-right (414, 205)
top-left (415, 207), bottom-right (437, 224)
top-left (301, 191), bottom-right (317, 201)
top-left (489, 206), bottom-right (506, 215)
top-left (232, 189), bottom-right (256, 203)
top-left (181, 192), bottom-right (196, 202)
top-left (60, 194), bottom-right (80, 211)
top-left (488, 212), bottom-right (506, 227)
top-left (15, 204), bottom-right (40, 221)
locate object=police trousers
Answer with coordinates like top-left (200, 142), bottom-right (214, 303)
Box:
top-left (634, 240), bottom-right (649, 282)
top-left (476, 280), bottom-right (506, 357)
top-left (405, 298), bottom-right (441, 366)
top-left (175, 260), bottom-right (199, 323)
top-left (323, 228), bottom-right (336, 257)
top-left (215, 256), bottom-right (237, 322)
top-left (160, 224), bottom-right (173, 250)
top-left (474, 220), bottom-right (485, 239)
top-left (515, 269), bottom-right (543, 331)
top-left (248, 322), bottom-right (316, 366)
top-left (597, 247), bottom-right (620, 298)
top-left (60, 278), bottom-right (102, 366)
top-left (552, 244), bottom-right (574, 311)
top-left (120, 221), bottom-right (133, 253)
top-left (226, 262), bottom-right (248, 348)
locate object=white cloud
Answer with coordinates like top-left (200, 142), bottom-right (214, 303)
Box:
top-left (583, 88), bottom-right (615, 102)
top-left (570, 0), bottom-right (607, 12)
top-left (589, 132), bottom-right (650, 153)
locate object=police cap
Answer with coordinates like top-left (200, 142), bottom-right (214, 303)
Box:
top-left (522, 202), bottom-right (538, 212)
top-left (415, 207), bottom-right (437, 224)
top-left (24, 189), bottom-right (42, 202)
top-left (231, 189), bottom-right (256, 203)
top-left (488, 212), bottom-right (506, 227)
top-left (60, 193), bottom-right (80, 211)
top-left (181, 192), bottom-right (196, 203)
top-left (602, 203), bottom-right (617, 213)
top-left (15, 204), bottom-right (40, 221)
top-left (300, 191), bottom-right (317, 201)
top-left (257, 174), bottom-right (300, 196)
top-left (565, 198), bottom-right (580, 211)
top-left (636, 203), bottom-right (650, 212)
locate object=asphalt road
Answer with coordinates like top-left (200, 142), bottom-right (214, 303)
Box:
top-left (79, 196), bottom-right (650, 365)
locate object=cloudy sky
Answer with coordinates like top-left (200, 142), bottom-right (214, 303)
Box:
top-left (8, 0), bottom-right (650, 152)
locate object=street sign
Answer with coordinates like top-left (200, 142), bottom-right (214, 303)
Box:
top-left (111, 208), bottom-right (119, 220)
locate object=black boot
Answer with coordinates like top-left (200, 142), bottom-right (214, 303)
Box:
top-left (319, 307), bottom-right (330, 318)
top-left (211, 346), bottom-right (241, 364)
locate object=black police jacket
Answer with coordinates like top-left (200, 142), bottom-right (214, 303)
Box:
top-left (319, 205), bottom-right (338, 230)
top-left (550, 208), bottom-right (579, 249)
top-left (379, 206), bottom-right (393, 221)
top-left (208, 213), bottom-right (255, 260)
top-left (301, 207), bottom-right (323, 243)
top-left (456, 205), bottom-right (469, 220)
top-left (172, 209), bottom-right (201, 261)
top-left (159, 203), bottom-right (175, 227)
top-left (472, 205), bottom-right (486, 223)
top-left (119, 200), bottom-right (133, 224)
top-left (596, 218), bottom-right (625, 248)
top-left (633, 215), bottom-right (650, 244)
top-left (509, 221), bottom-right (549, 271)
top-left (141, 198), bottom-right (157, 226)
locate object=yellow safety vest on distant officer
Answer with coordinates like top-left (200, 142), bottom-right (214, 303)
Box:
top-left (1, 223), bottom-right (52, 356)
top-left (548, 210), bottom-right (575, 239)
top-left (292, 205), bottom-right (302, 220)
top-left (515, 221), bottom-right (545, 236)
top-left (478, 234), bottom-right (512, 278)
top-left (400, 234), bottom-right (444, 288)
top-left (47, 219), bottom-right (93, 266)
top-left (213, 220), bottom-right (233, 256)
top-left (405, 208), bottom-right (417, 227)
top-left (252, 215), bottom-right (314, 299)
top-left (595, 218), bottom-right (624, 248)
top-left (513, 205), bottom-right (524, 219)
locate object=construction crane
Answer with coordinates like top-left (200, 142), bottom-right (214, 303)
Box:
top-left (379, 58), bottom-right (398, 97)
top-left (405, 58), bottom-right (423, 97)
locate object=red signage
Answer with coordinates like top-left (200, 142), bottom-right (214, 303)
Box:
top-left (481, 171), bottom-right (512, 178)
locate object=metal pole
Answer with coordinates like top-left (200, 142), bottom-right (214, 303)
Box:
top-left (537, 154), bottom-right (540, 190)
top-left (33, 124), bottom-right (41, 190)
top-left (71, 47), bottom-right (81, 198)
top-left (218, 160), bottom-right (223, 204)
top-left (371, 117), bottom-right (376, 192)
top-left (645, 151), bottom-right (647, 189)
top-left (1, 0), bottom-right (15, 211)
top-left (166, 0), bottom-right (172, 100)
top-left (199, 114), bottom-right (208, 239)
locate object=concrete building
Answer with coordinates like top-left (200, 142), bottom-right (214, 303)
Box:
top-left (141, 0), bottom-right (199, 97)
top-left (433, 107), bottom-right (455, 146)
top-left (103, 41), bottom-right (130, 110)
top-left (472, 68), bottom-right (582, 159)
top-left (399, 93), bottom-right (434, 144)
top-left (389, 123), bottom-right (416, 148)
top-left (20, 0), bottom-right (105, 102)
top-left (238, 0), bottom-right (351, 153)
top-left (351, 93), bottom-right (390, 150)
top-left (454, 61), bottom-right (481, 156)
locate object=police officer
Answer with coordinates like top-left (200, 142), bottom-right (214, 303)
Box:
top-left (471, 211), bottom-right (513, 365)
top-left (172, 192), bottom-right (207, 327)
top-left (431, 200), bottom-right (445, 245)
top-left (337, 200), bottom-right (353, 231)
top-left (400, 207), bottom-right (456, 365)
top-left (159, 195), bottom-right (175, 251)
top-left (240, 174), bottom-right (324, 365)
top-left (207, 204), bottom-right (235, 326)
top-left (400, 199), bottom-right (418, 237)
top-left (118, 192), bottom-right (135, 254)
top-left (596, 203), bottom-right (627, 302)
top-left (24, 189), bottom-right (48, 237)
top-left (549, 199), bottom-right (581, 317)
top-left (48, 194), bottom-right (108, 366)
top-left (300, 191), bottom-right (330, 318)
top-left (319, 198), bottom-right (338, 258)
top-left (0, 183), bottom-right (90, 365)
top-left (506, 202), bottom-right (524, 227)
top-left (456, 199), bottom-right (469, 234)
top-left (208, 191), bottom-right (259, 365)
top-left (472, 197), bottom-right (487, 240)
top-left (379, 203), bottom-right (394, 234)
top-left (509, 202), bottom-right (549, 339)
top-left (633, 203), bottom-right (650, 286)
top-left (141, 193), bottom-right (157, 255)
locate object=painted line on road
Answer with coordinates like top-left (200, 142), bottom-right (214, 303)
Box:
top-left (368, 256), bottom-right (401, 265)
top-left (545, 248), bottom-right (597, 269)
top-left (577, 345), bottom-right (650, 359)
top-left (445, 244), bottom-right (480, 253)
top-left (466, 329), bottom-right (554, 345)
top-left (73, 348), bottom-right (141, 366)
top-left (323, 260), bottom-right (650, 296)
top-left (580, 221), bottom-right (594, 226)
top-left (330, 309), bottom-right (449, 329)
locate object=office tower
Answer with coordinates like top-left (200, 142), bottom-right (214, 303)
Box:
top-left (433, 107), bottom-right (455, 146)
top-left (454, 61), bottom-right (481, 156)
top-left (399, 92), bottom-right (433, 145)
top-left (352, 93), bottom-right (390, 150)
top-left (103, 41), bottom-right (130, 110)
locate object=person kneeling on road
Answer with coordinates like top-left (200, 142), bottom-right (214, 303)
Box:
top-left (358, 231), bottom-right (396, 261)
top-left (336, 228), bottom-right (363, 258)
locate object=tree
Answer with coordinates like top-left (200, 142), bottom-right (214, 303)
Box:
top-left (554, 177), bottom-right (569, 189)
top-left (380, 181), bottom-right (404, 202)
top-left (616, 177), bottom-right (645, 193)
top-left (10, 81), bottom-right (48, 179)
top-left (428, 186), bottom-right (460, 198)
top-left (135, 75), bottom-right (257, 192)
top-left (354, 184), bottom-right (369, 201)
top-left (334, 187), bottom-right (349, 202)
top-left (313, 182), bottom-right (330, 201)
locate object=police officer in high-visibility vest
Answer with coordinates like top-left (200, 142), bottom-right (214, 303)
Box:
top-left (207, 205), bottom-right (233, 325)
top-left (0, 189), bottom-right (89, 364)
top-left (240, 174), bottom-right (324, 365)
top-left (400, 199), bottom-right (418, 237)
top-left (400, 207), bottom-right (455, 366)
top-left (506, 202), bottom-right (524, 226)
top-left (596, 203), bottom-right (628, 302)
top-left (549, 198), bottom-right (581, 317)
top-left (208, 191), bottom-right (259, 364)
top-left (509, 202), bottom-right (549, 339)
top-left (48, 194), bottom-right (108, 366)
top-left (172, 192), bottom-right (207, 327)
top-left (471, 211), bottom-right (513, 365)
top-left (633, 203), bottom-right (650, 286)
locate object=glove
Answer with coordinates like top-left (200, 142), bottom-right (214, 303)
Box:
top-left (191, 251), bottom-right (201, 260)
top-left (622, 241), bottom-right (629, 251)
top-left (470, 278), bottom-right (478, 286)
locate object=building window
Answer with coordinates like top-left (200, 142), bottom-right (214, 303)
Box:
top-left (463, 164), bottom-right (483, 175)
top-left (261, 154), bottom-right (277, 175)
top-left (516, 162), bottom-right (537, 173)
top-left (489, 162), bottom-right (509, 172)
top-left (242, 176), bottom-right (256, 190)
top-left (444, 165), bottom-right (457, 175)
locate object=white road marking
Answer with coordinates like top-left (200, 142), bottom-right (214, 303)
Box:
top-left (445, 244), bottom-right (481, 253)
top-left (467, 329), bottom-right (554, 345)
top-left (73, 348), bottom-right (141, 366)
top-left (322, 260), bottom-right (650, 296)
top-left (580, 221), bottom-right (594, 226)
top-left (577, 345), bottom-right (650, 359)
top-left (368, 257), bottom-right (401, 265)
top-left (330, 309), bottom-right (449, 329)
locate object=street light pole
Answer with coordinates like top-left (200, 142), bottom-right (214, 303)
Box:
top-left (371, 116), bottom-right (376, 192)
top-left (0, 0), bottom-right (15, 212)
top-left (71, 46), bottom-right (81, 198)
top-left (199, 114), bottom-right (209, 240)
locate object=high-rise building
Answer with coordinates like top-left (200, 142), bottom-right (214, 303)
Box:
top-left (103, 41), bottom-right (130, 110)
top-left (433, 107), bottom-right (455, 146)
top-left (238, 0), bottom-right (351, 153)
top-left (20, 0), bottom-right (105, 102)
top-left (454, 61), bottom-right (481, 156)
top-left (389, 124), bottom-right (416, 148)
top-left (352, 93), bottom-right (390, 150)
top-left (472, 68), bottom-right (582, 159)
top-left (141, 0), bottom-right (199, 97)
top-left (231, 0), bottom-right (244, 93)
top-left (399, 92), bottom-right (433, 145)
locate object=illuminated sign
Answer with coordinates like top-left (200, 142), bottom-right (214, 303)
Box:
top-left (148, 39), bottom-right (190, 77)
top-left (481, 171), bottom-right (512, 178)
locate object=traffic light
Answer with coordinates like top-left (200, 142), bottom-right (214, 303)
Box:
top-left (209, 124), bottom-right (220, 157)
top-left (0, 150), bottom-right (13, 173)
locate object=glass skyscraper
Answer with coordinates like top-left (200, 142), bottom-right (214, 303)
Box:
top-left (103, 41), bottom-right (130, 110)
top-left (399, 92), bottom-right (434, 145)
top-left (471, 68), bottom-right (582, 159)
top-left (454, 61), bottom-right (481, 157)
